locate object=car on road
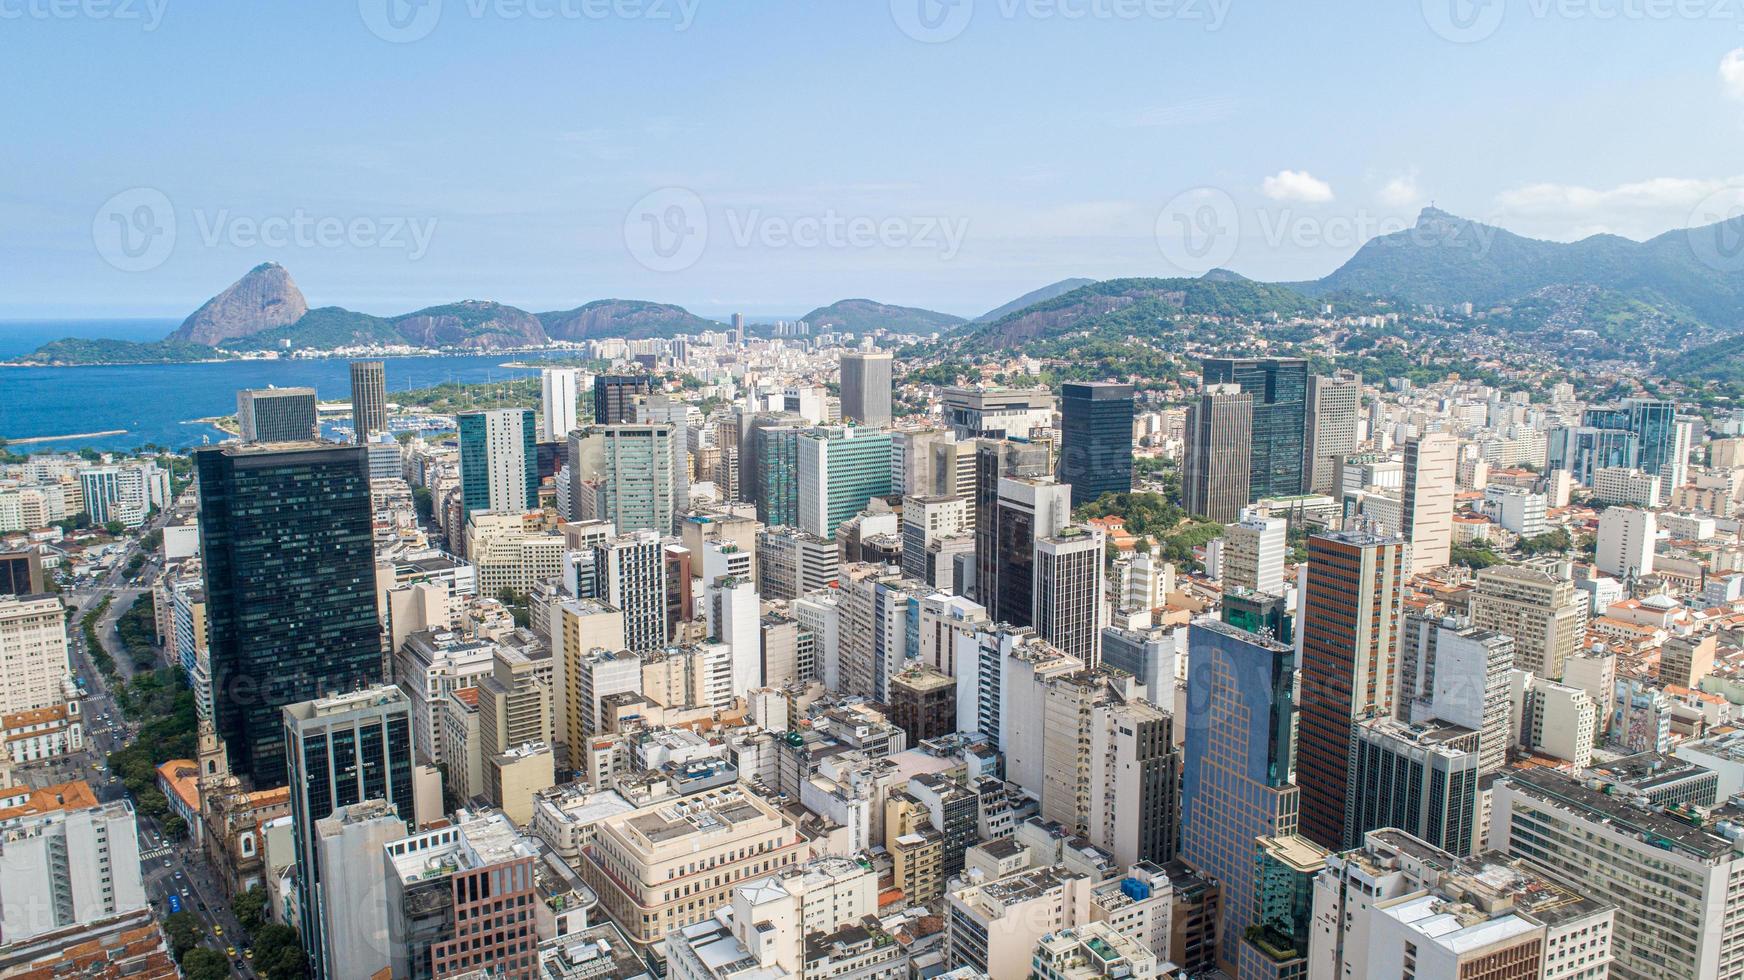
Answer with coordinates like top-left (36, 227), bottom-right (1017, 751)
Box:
top-left (227, 947), bottom-right (237, 958)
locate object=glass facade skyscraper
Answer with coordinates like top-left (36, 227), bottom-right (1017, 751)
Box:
top-left (196, 443), bottom-right (382, 787)
top-left (1201, 357), bottom-right (1308, 500)
top-left (457, 408), bottom-right (538, 520)
top-left (1058, 381), bottom-right (1134, 507)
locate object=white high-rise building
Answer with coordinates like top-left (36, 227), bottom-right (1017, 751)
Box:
top-left (1596, 506), bottom-right (1656, 580)
top-left (1403, 432), bottom-right (1457, 574)
top-left (1223, 509), bottom-right (1286, 596)
top-left (540, 368), bottom-right (582, 442)
top-left (0, 595), bottom-right (70, 716)
top-left (707, 577), bottom-right (761, 697)
top-left (0, 782), bottom-right (147, 943)
top-left (1033, 527), bottom-right (1106, 668)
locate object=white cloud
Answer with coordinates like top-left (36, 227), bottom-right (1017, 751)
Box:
top-left (1261, 170), bottom-right (1334, 203)
top-left (1492, 175), bottom-right (1744, 241)
top-left (1378, 173), bottom-right (1422, 209)
top-left (1723, 48), bottom-right (1744, 101)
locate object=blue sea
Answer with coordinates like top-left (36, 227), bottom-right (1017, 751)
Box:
top-left (0, 320), bottom-right (570, 452)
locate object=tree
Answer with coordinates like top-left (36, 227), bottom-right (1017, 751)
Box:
top-left (232, 886), bottom-right (269, 933)
top-left (103, 520), bottom-right (125, 536)
top-left (182, 947), bottom-right (229, 980)
top-left (253, 923), bottom-right (309, 980)
top-left (164, 911), bottom-right (203, 960)
top-left (163, 814), bottom-right (188, 840)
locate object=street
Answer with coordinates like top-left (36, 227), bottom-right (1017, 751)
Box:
top-left (44, 516), bottom-right (262, 979)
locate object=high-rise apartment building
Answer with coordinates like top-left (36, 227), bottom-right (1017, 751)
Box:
top-left (1304, 371), bottom-right (1361, 495)
top-left (1596, 506), bottom-right (1656, 580)
top-left (1183, 384), bottom-right (1253, 522)
top-left (0, 594), bottom-right (69, 716)
top-left (796, 427), bottom-right (893, 537)
top-left (236, 386), bottom-right (319, 444)
top-left (592, 374), bottom-right (654, 426)
top-left (1202, 356), bottom-right (1309, 500)
top-left (840, 351), bottom-right (893, 426)
top-left (1297, 530), bottom-right (1407, 850)
top-left (348, 360), bottom-right (388, 439)
top-left (1402, 432), bottom-right (1456, 574)
top-left (1033, 526), bottom-right (1105, 667)
top-left (197, 442), bottom-right (380, 786)
top-left (458, 408), bottom-right (538, 520)
top-left (539, 367), bottom-right (581, 442)
top-left (1470, 564), bottom-right (1587, 680)
top-left (283, 686), bottom-right (417, 980)
top-left (1058, 381), bottom-right (1134, 507)
top-left (1181, 620), bottom-right (1307, 977)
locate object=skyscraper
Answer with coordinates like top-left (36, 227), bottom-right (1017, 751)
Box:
top-left (1183, 384), bottom-right (1253, 522)
top-left (197, 442), bottom-right (381, 786)
top-left (594, 531), bottom-right (668, 653)
top-left (236, 386), bottom-right (319, 444)
top-left (540, 367), bottom-right (581, 442)
top-left (989, 477), bottom-right (1072, 628)
top-left (1181, 620), bottom-right (1306, 977)
top-left (796, 426), bottom-right (893, 537)
top-left (1581, 397), bottom-right (1692, 505)
top-left (1304, 370), bottom-right (1361, 495)
top-left (1296, 529), bottom-right (1407, 850)
top-left (457, 408), bottom-right (538, 520)
top-left (1223, 509), bottom-right (1286, 597)
top-left (1058, 381), bottom-right (1135, 507)
top-left (1201, 356), bottom-right (1309, 500)
top-left (569, 424), bottom-right (679, 534)
top-left (840, 351), bottom-right (893, 426)
top-left (284, 686), bottom-right (417, 980)
top-left (1033, 526), bottom-right (1105, 667)
top-left (1402, 432), bottom-right (1456, 575)
top-left (349, 360), bottom-right (388, 440)
top-left (973, 438), bottom-right (1052, 611)
top-left (1469, 564), bottom-right (1587, 679)
top-left (593, 374), bottom-right (654, 426)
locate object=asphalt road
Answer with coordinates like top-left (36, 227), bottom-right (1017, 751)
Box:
top-left (47, 519), bottom-right (262, 979)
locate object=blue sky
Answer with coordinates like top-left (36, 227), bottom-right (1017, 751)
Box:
top-left (1, 0), bottom-right (1741, 321)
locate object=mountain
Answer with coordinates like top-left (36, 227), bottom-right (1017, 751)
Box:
top-left (169, 262), bottom-right (308, 345)
top-left (539, 300), bottom-right (719, 341)
top-left (390, 301), bottom-right (548, 349)
top-left (1309, 207), bottom-right (1744, 331)
top-left (221, 307), bottom-right (406, 352)
top-left (800, 299), bottom-right (966, 335)
top-left (975, 278), bottom-right (1097, 323)
top-left (967, 277), bottom-right (1315, 348)
top-left (16, 338), bottom-right (231, 366)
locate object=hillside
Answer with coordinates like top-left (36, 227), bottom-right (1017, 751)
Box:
top-left (539, 299), bottom-right (719, 340)
top-left (975, 278), bottom-right (1097, 322)
top-left (1309, 207), bottom-right (1744, 332)
top-left (16, 338), bottom-right (232, 366)
top-left (388, 301), bottom-right (548, 349)
top-left (169, 262), bottom-right (308, 345)
top-left (800, 298), bottom-right (966, 335)
top-left (966, 277), bottom-right (1315, 349)
top-left (222, 307), bottom-right (406, 351)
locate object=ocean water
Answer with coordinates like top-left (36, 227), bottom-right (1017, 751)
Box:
top-left (0, 321), bottom-right (570, 452)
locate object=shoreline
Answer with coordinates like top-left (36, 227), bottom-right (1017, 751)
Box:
top-left (2, 344), bottom-right (593, 369)
top-left (4, 429), bottom-right (128, 445)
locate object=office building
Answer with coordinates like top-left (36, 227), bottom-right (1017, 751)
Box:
top-left (1581, 397), bottom-right (1691, 504)
top-left (1058, 381), bottom-right (1134, 507)
top-left (1304, 370), bottom-right (1361, 496)
top-left (349, 360), bottom-right (388, 439)
top-left (1593, 466), bottom-right (1662, 507)
top-left (1202, 356), bottom-right (1309, 500)
top-left (1297, 530), bottom-right (1406, 850)
top-left (1490, 766), bottom-right (1742, 980)
top-left (797, 427), bottom-right (894, 537)
top-left (465, 513), bottom-right (564, 597)
top-left (750, 421), bottom-right (804, 527)
top-left (593, 374), bottom-right (654, 426)
top-left (942, 386), bottom-right (1054, 441)
top-left (945, 866), bottom-right (1095, 979)
top-left (987, 477), bottom-right (1072, 629)
top-left (540, 367), bottom-right (582, 442)
top-left (236, 386), bottom-right (319, 444)
top-left (594, 531), bottom-right (668, 652)
top-left (1033, 527), bottom-right (1106, 668)
top-left (283, 686), bottom-right (419, 979)
top-left (310, 800), bottom-right (402, 980)
top-left (385, 811), bottom-right (540, 979)
top-left (1596, 506), bottom-right (1656, 580)
top-left (0, 548), bottom-right (45, 596)
top-left (1041, 671), bottom-right (1179, 867)
top-left (901, 494), bottom-right (970, 589)
top-left (0, 594), bottom-right (69, 716)
top-left (393, 629), bottom-right (497, 765)
top-left (1183, 384), bottom-right (1254, 522)
top-left (840, 351), bottom-right (893, 426)
top-left (1347, 718), bottom-right (1482, 855)
top-left (569, 425), bottom-right (680, 534)
top-left (1402, 432), bottom-right (1456, 574)
top-left (973, 438), bottom-right (1052, 612)
top-left (1223, 510), bottom-right (1286, 597)
top-left (1399, 618), bottom-right (1514, 776)
top-left (458, 408), bottom-right (538, 520)
top-left (0, 781), bottom-right (146, 943)
top-left (888, 665), bottom-right (957, 745)
top-left (837, 565), bottom-right (928, 702)
top-left (757, 527), bottom-right (839, 602)
top-left (197, 442), bottom-right (381, 786)
top-left (1470, 564), bottom-right (1587, 680)
top-left (1181, 620), bottom-right (1304, 977)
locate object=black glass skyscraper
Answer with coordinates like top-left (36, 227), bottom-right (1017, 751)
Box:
top-left (1201, 357), bottom-right (1308, 500)
top-left (593, 374), bottom-right (655, 425)
top-left (1058, 381), bottom-right (1134, 507)
top-left (196, 443), bottom-right (382, 787)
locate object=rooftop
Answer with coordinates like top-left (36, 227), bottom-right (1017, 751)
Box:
top-left (1503, 767), bottom-right (1741, 862)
